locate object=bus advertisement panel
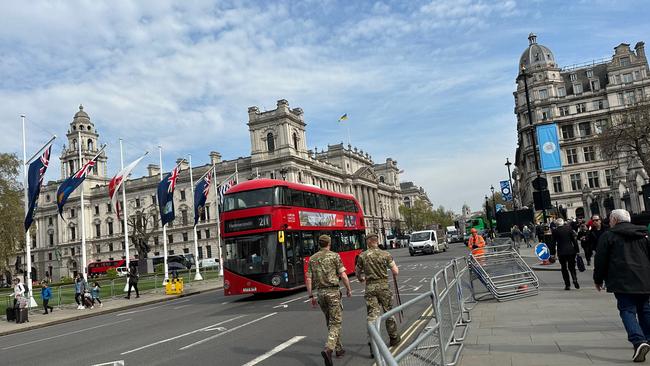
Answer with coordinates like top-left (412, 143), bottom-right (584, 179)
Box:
top-left (221, 179), bottom-right (366, 296)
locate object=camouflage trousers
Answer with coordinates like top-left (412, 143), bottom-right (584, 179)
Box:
top-left (365, 282), bottom-right (398, 339)
top-left (318, 289), bottom-right (343, 351)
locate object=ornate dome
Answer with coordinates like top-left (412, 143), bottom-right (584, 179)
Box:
top-left (519, 33), bottom-right (556, 70)
top-left (74, 104), bottom-right (89, 119)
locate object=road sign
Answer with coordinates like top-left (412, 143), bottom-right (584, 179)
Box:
top-left (535, 243), bottom-right (550, 261)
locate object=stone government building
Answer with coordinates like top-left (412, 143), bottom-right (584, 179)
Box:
top-left (514, 34), bottom-right (649, 219)
top-left (22, 100), bottom-right (427, 280)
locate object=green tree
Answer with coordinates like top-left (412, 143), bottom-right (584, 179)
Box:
top-left (0, 153), bottom-right (24, 275)
top-left (431, 205), bottom-right (455, 227)
top-left (399, 200), bottom-right (434, 231)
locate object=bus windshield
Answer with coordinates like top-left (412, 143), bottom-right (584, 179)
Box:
top-left (224, 233), bottom-right (285, 275)
top-left (224, 188), bottom-right (276, 212)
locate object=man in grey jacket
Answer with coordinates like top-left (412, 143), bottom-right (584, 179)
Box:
top-left (594, 209), bottom-right (650, 362)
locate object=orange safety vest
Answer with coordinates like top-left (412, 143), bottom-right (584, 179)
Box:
top-left (467, 235), bottom-right (486, 256)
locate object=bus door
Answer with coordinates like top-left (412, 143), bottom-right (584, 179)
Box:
top-left (284, 232), bottom-right (305, 286)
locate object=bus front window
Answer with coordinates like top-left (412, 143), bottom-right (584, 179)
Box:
top-left (224, 233), bottom-right (285, 275)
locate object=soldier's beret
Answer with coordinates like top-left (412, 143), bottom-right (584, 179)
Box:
top-left (318, 234), bottom-right (331, 244)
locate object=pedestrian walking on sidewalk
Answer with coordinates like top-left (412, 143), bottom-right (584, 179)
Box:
top-left (305, 234), bottom-right (352, 366)
top-left (523, 225), bottom-right (532, 248)
top-left (125, 265), bottom-right (140, 299)
top-left (585, 215), bottom-right (606, 266)
top-left (74, 274), bottom-right (87, 310)
top-left (91, 282), bottom-right (102, 308)
top-left (551, 218), bottom-right (580, 290)
top-left (593, 209), bottom-right (650, 363)
top-left (511, 225), bottom-right (522, 250)
top-left (356, 233), bottom-right (401, 358)
top-left (40, 282), bottom-right (54, 314)
top-left (11, 278), bottom-right (26, 309)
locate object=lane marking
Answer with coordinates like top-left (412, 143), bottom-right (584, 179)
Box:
top-left (2, 318), bottom-right (132, 350)
top-left (121, 315), bottom-right (245, 355)
top-left (402, 278), bottom-right (412, 283)
top-left (173, 304), bottom-right (191, 310)
top-left (179, 313), bottom-right (278, 350)
top-left (116, 304), bottom-right (165, 317)
top-left (241, 336), bottom-right (306, 366)
top-left (392, 306), bottom-right (433, 355)
top-left (92, 361), bottom-right (125, 366)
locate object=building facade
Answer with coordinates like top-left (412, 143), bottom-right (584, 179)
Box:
top-left (23, 100), bottom-right (409, 280)
top-left (514, 34), bottom-right (649, 220)
top-left (400, 181), bottom-right (432, 208)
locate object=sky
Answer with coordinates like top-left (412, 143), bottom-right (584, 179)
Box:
top-left (1, 0), bottom-right (649, 213)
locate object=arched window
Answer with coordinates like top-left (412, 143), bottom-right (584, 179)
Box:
top-left (267, 132), bottom-right (275, 152)
top-left (79, 125), bottom-right (84, 131)
top-left (379, 175), bottom-right (385, 183)
top-left (88, 139), bottom-right (94, 151)
top-left (69, 160), bottom-right (75, 175)
top-left (72, 139), bottom-right (77, 149)
top-left (293, 133), bottom-right (298, 150)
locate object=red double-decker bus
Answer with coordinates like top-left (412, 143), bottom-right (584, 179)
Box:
top-left (87, 259), bottom-right (127, 278)
top-left (221, 179), bottom-right (366, 296)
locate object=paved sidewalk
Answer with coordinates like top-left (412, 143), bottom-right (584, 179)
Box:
top-left (0, 277), bottom-right (222, 336)
top-left (459, 261), bottom-right (635, 365)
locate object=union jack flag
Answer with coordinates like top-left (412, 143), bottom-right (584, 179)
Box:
top-left (75, 159), bottom-right (96, 179)
top-left (193, 168), bottom-right (213, 226)
top-left (217, 172), bottom-right (238, 207)
top-left (25, 145), bottom-right (52, 231)
top-left (56, 147), bottom-right (105, 219)
top-left (158, 164), bottom-right (182, 226)
top-left (38, 148), bottom-right (50, 184)
top-left (167, 166), bottom-right (179, 193)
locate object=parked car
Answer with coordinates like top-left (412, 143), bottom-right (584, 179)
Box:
top-left (199, 258), bottom-right (220, 269)
top-left (115, 267), bottom-right (129, 277)
top-left (409, 230), bottom-right (444, 256)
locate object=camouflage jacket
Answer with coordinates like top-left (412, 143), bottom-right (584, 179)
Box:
top-left (307, 249), bottom-right (345, 290)
top-left (356, 248), bottom-right (395, 284)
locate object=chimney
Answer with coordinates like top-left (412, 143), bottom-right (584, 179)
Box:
top-left (147, 164), bottom-right (160, 177)
top-left (209, 151), bottom-right (222, 165)
top-left (635, 41), bottom-right (646, 59)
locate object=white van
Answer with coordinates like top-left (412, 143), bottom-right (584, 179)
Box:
top-left (409, 230), bottom-right (442, 256)
top-left (115, 267), bottom-right (129, 277)
top-left (199, 258), bottom-right (220, 269)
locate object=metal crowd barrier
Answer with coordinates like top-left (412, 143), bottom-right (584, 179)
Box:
top-left (368, 257), bottom-right (476, 366)
top-left (467, 241), bottom-right (539, 302)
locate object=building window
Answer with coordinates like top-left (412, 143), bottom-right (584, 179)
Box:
top-left (198, 246), bottom-right (203, 259)
top-left (109, 243), bottom-right (114, 252)
top-left (180, 190), bottom-right (186, 201)
top-left (49, 233), bottom-right (54, 246)
top-left (587, 171), bottom-right (600, 188)
top-left (70, 208), bottom-right (75, 218)
top-left (622, 73), bottom-right (633, 83)
top-left (96, 244), bottom-right (101, 253)
top-left (566, 148), bottom-right (578, 164)
top-left (107, 203), bottom-right (112, 213)
top-left (152, 195), bottom-right (157, 205)
top-left (624, 90), bottom-right (636, 104)
top-left (205, 229), bottom-right (210, 238)
top-left (181, 210), bottom-right (188, 225)
top-left (570, 173), bottom-right (582, 191)
top-left (552, 176), bottom-right (563, 193)
top-left (135, 198), bottom-right (141, 208)
top-left (593, 100), bottom-right (604, 110)
top-left (267, 132), bottom-right (275, 152)
top-left (559, 106), bottom-right (570, 116)
top-left (583, 146), bottom-right (596, 162)
top-left (108, 222), bottom-right (113, 235)
top-left (557, 87), bottom-right (566, 97)
top-left (590, 80), bottom-right (600, 91)
top-left (183, 247), bottom-right (190, 254)
top-left (578, 122), bottom-right (591, 137)
top-left (538, 89), bottom-right (548, 99)
top-left (48, 217), bottom-right (53, 226)
top-left (95, 224), bottom-right (101, 238)
top-left (576, 103), bottom-right (586, 113)
top-left (182, 232), bottom-right (188, 242)
top-left (540, 107), bottom-right (551, 120)
top-left (570, 73), bottom-right (577, 81)
top-left (197, 230), bottom-right (202, 240)
top-left (620, 57), bottom-right (631, 67)
top-left (206, 245), bottom-right (212, 258)
top-left (561, 125), bottom-right (575, 139)
top-left (168, 250), bottom-right (174, 255)
top-left (48, 253), bottom-right (52, 261)
top-left (94, 205), bottom-right (99, 215)
top-left (71, 247), bottom-right (75, 256)
top-left (573, 84), bottom-right (583, 94)
top-left (168, 234), bottom-right (173, 243)
top-left (586, 69), bottom-right (593, 78)
top-left (70, 227), bottom-right (76, 241)
top-left (154, 236), bottom-right (159, 246)
top-left (605, 169), bottom-right (614, 186)
top-left (293, 133), bottom-right (298, 150)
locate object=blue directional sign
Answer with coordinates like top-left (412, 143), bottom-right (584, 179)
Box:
top-left (535, 243), bottom-right (550, 261)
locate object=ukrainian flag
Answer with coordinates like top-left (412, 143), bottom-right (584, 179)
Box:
top-left (338, 113), bottom-right (348, 122)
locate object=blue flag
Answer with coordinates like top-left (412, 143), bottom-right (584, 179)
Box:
top-left (25, 146), bottom-right (51, 231)
top-left (158, 166), bottom-right (180, 226)
top-left (193, 170), bottom-right (212, 226)
top-left (500, 180), bottom-right (512, 202)
top-left (56, 156), bottom-right (99, 218)
top-left (536, 123), bottom-right (562, 172)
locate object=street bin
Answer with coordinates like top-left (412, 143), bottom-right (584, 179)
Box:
top-left (165, 278), bottom-right (183, 295)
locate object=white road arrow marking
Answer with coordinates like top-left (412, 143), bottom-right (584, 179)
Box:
top-left (242, 336), bottom-right (306, 366)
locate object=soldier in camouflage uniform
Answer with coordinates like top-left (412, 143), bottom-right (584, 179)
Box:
top-left (306, 234), bottom-right (352, 366)
top-left (356, 233), bottom-right (401, 356)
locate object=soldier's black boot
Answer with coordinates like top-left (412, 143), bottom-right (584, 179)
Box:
top-left (321, 348), bottom-right (333, 366)
top-left (368, 343), bottom-right (374, 359)
top-left (335, 349), bottom-right (345, 358)
top-left (389, 335), bottom-right (401, 347)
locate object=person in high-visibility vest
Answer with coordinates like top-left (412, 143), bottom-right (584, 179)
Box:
top-left (467, 228), bottom-right (486, 256)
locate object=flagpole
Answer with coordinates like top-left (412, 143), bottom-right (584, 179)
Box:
top-left (235, 163), bottom-right (239, 183)
top-left (20, 115), bottom-right (37, 308)
top-left (159, 146), bottom-right (169, 284)
top-left (77, 131), bottom-right (89, 283)
top-left (120, 139), bottom-right (131, 292)
top-left (26, 135), bottom-right (56, 165)
top-left (188, 155), bottom-right (203, 281)
top-left (212, 164), bottom-right (223, 276)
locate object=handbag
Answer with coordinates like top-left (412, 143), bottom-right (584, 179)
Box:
top-left (576, 254), bottom-right (586, 272)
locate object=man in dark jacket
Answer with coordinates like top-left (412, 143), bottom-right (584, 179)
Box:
top-left (594, 209), bottom-right (650, 362)
top-left (584, 214), bottom-right (606, 266)
top-left (551, 218), bottom-right (580, 290)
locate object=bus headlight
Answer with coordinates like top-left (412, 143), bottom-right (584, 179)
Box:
top-left (271, 275), bottom-right (282, 286)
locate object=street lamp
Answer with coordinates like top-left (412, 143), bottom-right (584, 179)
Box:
top-left (505, 158), bottom-right (517, 209)
top-left (490, 185), bottom-right (496, 224)
top-left (484, 195), bottom-right (490, 228)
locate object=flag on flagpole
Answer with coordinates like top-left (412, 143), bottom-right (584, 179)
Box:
top-left (56, 147), bottom-right (105, 218)
top-left (24, 145), bottom-right (51, 231)
top-left (157, 165), bottom-right (181, 226)
top-left (338, 113), bottom-right (348, 122)
top-left (193, 167), bottom-right (213, 226)
top-left (108, 153), bottom-right (148, 219)
top-left (217, 171), bottom-right (238, 207)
